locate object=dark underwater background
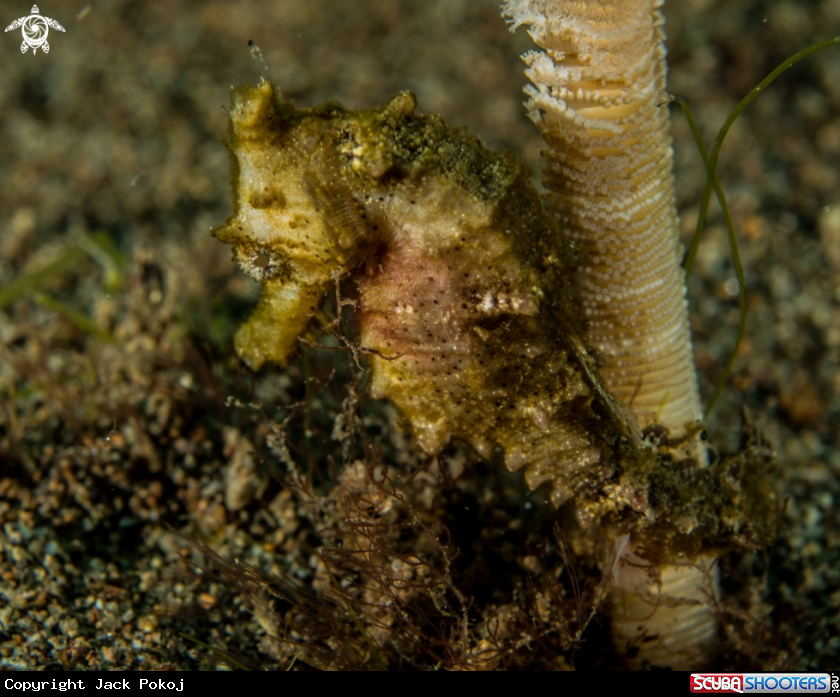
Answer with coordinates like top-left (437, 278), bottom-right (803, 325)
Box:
top-left (0, 0), bottom-right (837, 670)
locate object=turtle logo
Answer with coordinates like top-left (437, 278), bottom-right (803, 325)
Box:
top-left (5, 5), bottom-right (65, 55)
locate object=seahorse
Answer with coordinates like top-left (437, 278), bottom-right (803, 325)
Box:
top-left (214, 76), bottom-right (773, 670)
top-left (213, 80), bottom-right (639, 509)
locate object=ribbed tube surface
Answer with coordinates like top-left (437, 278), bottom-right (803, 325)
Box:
top-left (502, 0), bottom-right (715, 669)
top-left (503, 0), bottom-right (702, 432)
top-left (611, 552), bottom-right (719, 670)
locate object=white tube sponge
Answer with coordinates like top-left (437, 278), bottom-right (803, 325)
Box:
top-left (502, 0), bottom-right (702, 433)
top-left (502, 0), bottom-right (717, 668)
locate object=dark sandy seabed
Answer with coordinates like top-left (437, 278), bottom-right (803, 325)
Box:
top-left (0, 0), bottom-right (838, 671)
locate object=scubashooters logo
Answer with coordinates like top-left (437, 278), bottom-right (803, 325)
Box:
top-left (690, 674), bottom-right (832, 694)
top-left (4, 5), bottom-right (65, 55)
